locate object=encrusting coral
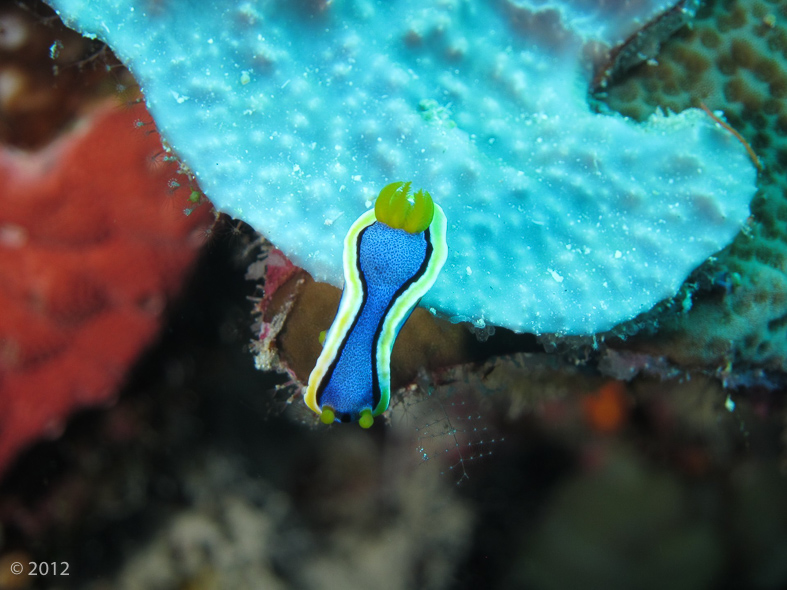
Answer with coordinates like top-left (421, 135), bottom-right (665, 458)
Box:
top-left (602, 0), bottom-right (787, 371)
top-left (44, 0), bottom-right (757, 335)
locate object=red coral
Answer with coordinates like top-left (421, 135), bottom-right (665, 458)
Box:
top-left (0, 100), bottom-right (212, 477)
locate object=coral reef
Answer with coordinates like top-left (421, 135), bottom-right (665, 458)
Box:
top-left (0, 100), bottom-right (212, 477)
top-left (1, 4), bottom-right (785, 590)
top-left (99, 450), bottom-right (472, 590)
top-left (515, 447), bottom-right (723, 590)
top-left (44, 0), bottom-right (757, 334)
top-left (601, 0), bottom-right (787, 370)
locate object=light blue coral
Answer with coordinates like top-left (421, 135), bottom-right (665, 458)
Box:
top-left (46, 0), bottom-right (758, 335)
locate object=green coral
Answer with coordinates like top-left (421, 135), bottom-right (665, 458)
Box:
top-left (601, 0), bottom-right (787, 371)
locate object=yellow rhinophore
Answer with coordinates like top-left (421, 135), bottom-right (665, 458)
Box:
top-left (374, 181), bottom-right (435, 234)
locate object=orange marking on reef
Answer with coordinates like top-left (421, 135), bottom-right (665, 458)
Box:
top-left (699, 102), bottom-right (763, 173)
top-left (582, 381), bottom-right (629, 434)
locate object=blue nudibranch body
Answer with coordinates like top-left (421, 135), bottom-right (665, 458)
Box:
top-left (305, 182), bottom-right (448, 428)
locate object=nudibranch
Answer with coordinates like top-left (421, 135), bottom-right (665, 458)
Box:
top-left (305, 182), bottom-right (448, 428)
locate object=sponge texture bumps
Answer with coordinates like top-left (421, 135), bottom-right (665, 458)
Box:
top-left (45, 0), bottom-right (757, 335)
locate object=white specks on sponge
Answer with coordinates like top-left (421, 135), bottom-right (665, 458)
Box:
top-left (45, 0), bottom-right (757, 335)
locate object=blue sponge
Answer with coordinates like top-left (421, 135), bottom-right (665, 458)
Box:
top-left (47, 0), bottom-right (757, 334)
